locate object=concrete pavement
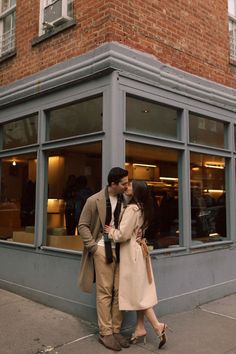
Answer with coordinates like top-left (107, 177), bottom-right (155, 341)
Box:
top-left (0, 288), bottom-right (236, 354)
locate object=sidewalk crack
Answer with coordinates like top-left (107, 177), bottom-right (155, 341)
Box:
top-left (34, 333), bottom-right (95, 353)
top-left (199, 307), bottom-right (236, 321)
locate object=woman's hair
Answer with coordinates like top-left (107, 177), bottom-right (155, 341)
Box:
top-left (129, 180), bottom-right (154, 229)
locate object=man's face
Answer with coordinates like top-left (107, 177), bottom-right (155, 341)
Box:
top-left (111, 176), bottom-right (129, 195)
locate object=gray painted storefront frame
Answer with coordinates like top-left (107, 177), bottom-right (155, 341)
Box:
top-left (0, 43), bottom-right (236, 323)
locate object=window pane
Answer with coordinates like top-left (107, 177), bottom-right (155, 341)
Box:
top-left (0, 153), bottom-right (37, 244)
top-left (46, 142), bottom-right (102, 250)
top-left (1, 0), bottom-right (15, 12)
top-left (189, 113), bottom-right (225, 148)
top-left (46, 95), bottom-right (103, 141)
top-left (2, 114), bottom-right (38, 150)
top-left (126, 95), bottom-right (180, 140)
top-left (2, 0), bottom-right (9, 12)
top-left (190, 152), bottom-right (226, 244)
top-left (2, 11), bottom-right (15, 53)
top-left (228, 0), bottom-right (235, 15)
top-left (126, 142), bottom-right (179, 249)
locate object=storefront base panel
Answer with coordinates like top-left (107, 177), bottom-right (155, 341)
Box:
top-left (0, 245), bottom-right (236, 324)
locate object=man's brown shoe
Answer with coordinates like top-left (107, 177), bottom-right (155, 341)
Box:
top-left (98, 334), bottom-right (122, 351)
top-left (113, 333), bottom-right (130, 348)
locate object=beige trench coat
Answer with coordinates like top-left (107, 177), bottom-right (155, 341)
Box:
top-left (78, 188), bottom-right (107, 293)
top-left (109, 204), bottom-right (158, 311)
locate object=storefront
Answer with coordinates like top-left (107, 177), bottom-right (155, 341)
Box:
top-left (0, 43), bottom-right (236, 321)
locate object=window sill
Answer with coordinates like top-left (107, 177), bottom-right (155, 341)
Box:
top-left (0, 49), bottom-right (16, 63)
top-left (32, 19), bottom-right (77, 47)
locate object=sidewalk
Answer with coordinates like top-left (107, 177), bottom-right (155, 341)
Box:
top-left (0, 289), bottom-right (236, 354)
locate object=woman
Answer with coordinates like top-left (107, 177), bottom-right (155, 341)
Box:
top-left (104, 180), bottom-right (168, 349)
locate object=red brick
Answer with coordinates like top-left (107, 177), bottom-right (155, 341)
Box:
top-left (1, 0), bottom-right (235, 89)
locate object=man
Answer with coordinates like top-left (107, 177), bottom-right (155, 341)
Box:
top-left (78, 167), bottom-right (130, 351)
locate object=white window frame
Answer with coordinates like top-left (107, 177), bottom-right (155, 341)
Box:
top-left (0, 0), bottom-right (16, 57)
top-left (228, 0), bottom-right (236, 60)
top-left (39, 0), bottom-right (73, 36)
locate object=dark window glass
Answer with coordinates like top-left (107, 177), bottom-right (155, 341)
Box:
top-left (46, 142), bottom-right (102, 250)
top-left (2, 114), bottom-right (38, 150)
top-left (126, 95), bottom-right (180, 140)
top-left (126, 141), bottom-right (179, 249)
top-left (189, 113), bottom-right (225, 148)
top-left (0, 153), bottom-right (37, 244)
top-left (46, 95), bottom-right (103, 141)
top-left (190, 152), bottom-right (226, 244)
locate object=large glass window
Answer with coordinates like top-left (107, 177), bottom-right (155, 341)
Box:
top-left (126, 142), bottom-right (179, 249)
top-left (189, 113), bottom-right (226, 148)
top-left (190, 152), bottom-right (226, 244)
top-left (46, 142), bottom-right (102, 250)
top-left (0, 153), bottom-right (37, 244)
top-left (126, 95), bottom-right (180, 140)
top-left (46, 95), bottom-right (103, 141)
top-left (1, 114), bottom-right (38, 150)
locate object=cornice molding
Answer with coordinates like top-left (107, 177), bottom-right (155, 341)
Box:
top-left (1, 42), bottom-right (236, 111)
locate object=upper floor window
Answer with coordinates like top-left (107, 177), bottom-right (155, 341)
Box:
top-left (228, 0), bottom-right (236, 60)
top-left (0, 0), bottom-right (16, 57)
top-left (39, 0), bottom-right (73, 35)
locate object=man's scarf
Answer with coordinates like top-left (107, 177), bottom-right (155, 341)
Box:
top-left (104, 188), bottom-right (122, 263)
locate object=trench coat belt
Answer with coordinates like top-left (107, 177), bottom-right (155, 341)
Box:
top-left (137, 238), bottom-right (152, 284)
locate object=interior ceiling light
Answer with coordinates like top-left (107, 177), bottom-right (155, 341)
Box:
top-left (159, 177), bottom-right (178, 181)
top-left (133, 163), bottom-right (157, 168)
top-left (203, 189), bottom-right (224, 193)
top-left (204, 162), bottom-right (224, 169)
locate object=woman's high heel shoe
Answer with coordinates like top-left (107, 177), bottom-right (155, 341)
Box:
top-left (158, 324), bottom-right (168, 349)
top-left (129, 333), bottom-right (147, 344)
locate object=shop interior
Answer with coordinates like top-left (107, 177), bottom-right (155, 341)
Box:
top-left (0, 140), bottom-right (227, 250)
top-left (126, 142), bottom-right (227, 249)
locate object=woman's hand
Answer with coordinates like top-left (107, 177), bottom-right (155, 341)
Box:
top-left (104, 225), bottom-right (112, 234)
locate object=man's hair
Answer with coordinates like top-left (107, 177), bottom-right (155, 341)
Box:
top-left (107, 167), bottom-right (128, 186)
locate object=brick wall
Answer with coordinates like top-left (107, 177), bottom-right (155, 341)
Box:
top-left (1, 0), bottom-right (236, 89)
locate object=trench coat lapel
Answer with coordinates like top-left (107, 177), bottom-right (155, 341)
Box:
top-left (96, 188), bottom-right (106, 228)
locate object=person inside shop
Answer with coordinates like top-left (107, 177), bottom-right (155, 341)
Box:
top-left (20, 179), bottom-right (36, 227)
top-left (78, 167), bottom-right (130, 351)
top-left (104, 180), bottom-right (169, 350)
top-left (62, 174), bottom-right (76, 235)
top-left (74, 175), bottom-right (92, 233)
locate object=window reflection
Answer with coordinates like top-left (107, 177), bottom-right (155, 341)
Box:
top-left (126, 95), bottom-right (180, 140)
top-left (2, 114), bottom-right (38, 150)
top-left (126, 142), bottom-right (179, 249)
top-left (0, 153), bottom-right (37, 244)
top-left (46, 142), bottom-right (102, 250)
top-left (189, 113), bottom-right (226, 149)
top-left (190, 153), bottom-right (226, 244)
top-left (46, 95), bottom-right (103, 141)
